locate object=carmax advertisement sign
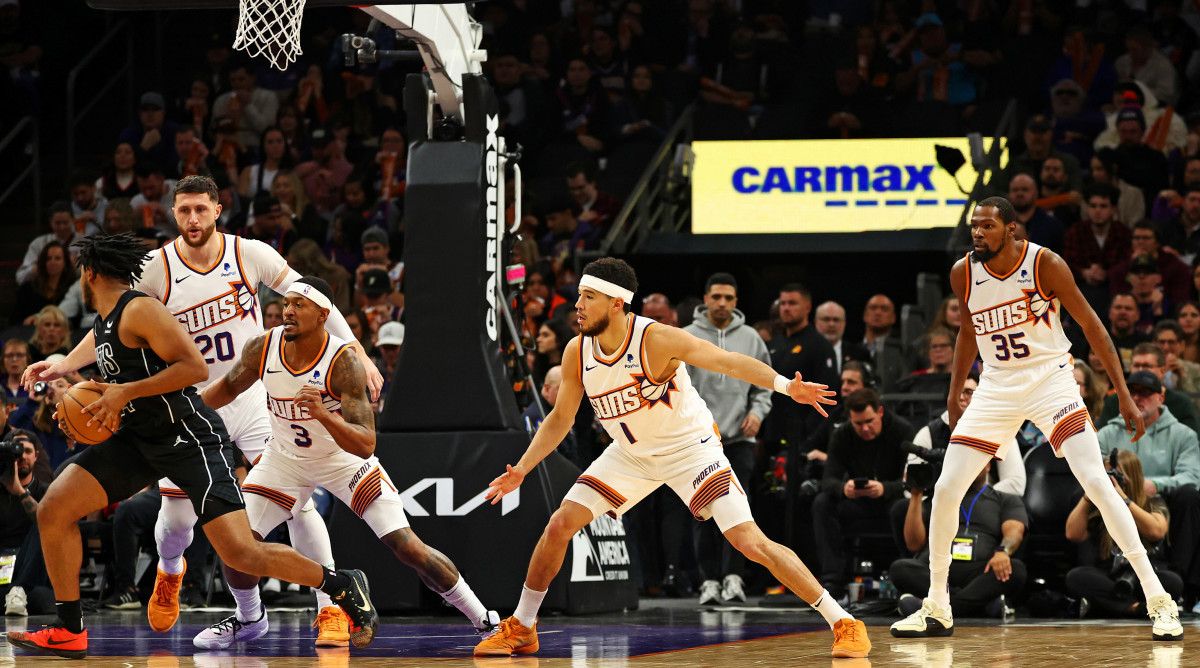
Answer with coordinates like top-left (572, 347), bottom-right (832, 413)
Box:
top-left (692, 138), bottom-right (993, 234)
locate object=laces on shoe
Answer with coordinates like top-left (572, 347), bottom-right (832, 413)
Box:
top-left (314, 608), bottom-right (345, 632)
top-left (210, 616), bottom-right (247, 635)
top-left (153, 576), bottom-right (182, 607)
top-left (836, 621), bottom-right (862, 643)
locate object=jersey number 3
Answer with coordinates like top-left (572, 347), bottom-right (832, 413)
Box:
top-left (991, 332), bottom-right (1030, 361)
top-left (290, 424), bottom-right (312, 448)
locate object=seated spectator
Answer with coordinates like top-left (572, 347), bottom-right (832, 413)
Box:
top-left (295, 128), bottom-right (353, 215)
top-left (129, 162), bottom-right (178, 235)
top-left (1113, 108), bottom-right (1170, 208)
top-left (9, 376), bottom-right (78, 470)
top-left (1037, 156), bottom-right (1081, 226)
top-left (815, 58), bottom-right (888, 139)
top-left (1110, 220), bottom-right (1190, 306)
top-left (0, 430), bottom-right (55, 617)
top-left (1179, 302), bottom-right (1200, 363)
top-left (14, 241), bottom-right (74, 325)
top-left (168, 124), bottom-right (210, 181)
top-left (929, 296), bottom-right (962, 338)
top-left (287, 239), bottom-right (351, 314)
top-left (212, 60), bottom-right (279, 152)
top-left (852, 24), bottom-right (899, 94)
top-left (553, 56), bottom-right (613, 154)
top-left (1009, 173), bottom-right (1065, 255)
top-left (1108, 294), bottom-right (1152, 369)
top-left (813, 388), bottom-right (913, 596)
top-left (1047, 78), bottom-right (1106, 169)
top-left (815, 300), bottom-right (866, 373)
top-left (67, 169), bottom-right (106, 236)
top-left (1089, 150), bottom-right (1145, 227)
top-left (639, 293), bottom-right (678, 326)
top-left (96, 142), bottom-right (140, 201)
top-left (118, 91), bottom-right (179, 170)
top-left (519, 365), bottom-right (580, 467)
top-left (27, 307), bottom-right (71, 364)
top-left (1094, 83), bottom-right (1188, 156)
top-left (372, 321), bottom-right (404, 409)
top-left (1064, 184), bottom-right (1132, 314)
top-left (895, 329), bottom-right (954, 425)
top-left (859, 294), bottom-right (910, 392)
top-left (1159, 186), bottom-right (1200, 264)
top-left (1100, 343), bottom-right (1200, 435)
top-left (262, 297), bottom-right (283, 329)
top-left (2, 340), bottom-right (30, 408)
top-left (894, 13), bottom-right (978, 131)
top-left (237, 126), bottom-right (292, 200)
top-left (802, 360), bottom-right (874, 476)
top-left (365, 126), bottom-right (406, 226)
top-left (1042, 27), bottom-right (1116, 112)
top-left (565, 161), bottom-right (620, 232)
top-left (16, 203), bottom-right (82, 285)
top-left (611, 64), bottom-right (674, 144)
top-left (330, 169), bottom-right (389, 239)
top-left (538, 195), bottom-right (600, 284)
top-left (891, 459), bottom-right (1027, 618)
top-left (239, 195), bottom-right (297, 255)
top-left (1066, 447), bottom-right (1183, 617)
top-left (1075, 359), bottom-right (1109, 423)
top-left (354, 227), bottom-right (403, 308)
top-left (490, 50), bottom-right (550, 152)
top-left (1096, 370), bottom-right (1200, 610)
top-left (519, 262), bottom-right (569, 341)
top-left (992, 115), bottom-right (1083, 195)
top-left (344, 308), bottom-right (374, 358)
top-left (911, 328), bottom-right (955, 376)
top-left (1153, 319), bottom-right (1200, 400)
top-left (530, 319), bottom-right (572, 391)
top-left (1125, 255), bottom-right (1172, 333)
top-left (1115, 26), bottom-right (1179, 108)
top-left (102, 198), bottom-right (138, 235)
top-left (359, 268), bottom-right (401, 338)
top-left (268, 170), bottom-right (325, 243)
top-left (275, 104), bottom-right (309, 165)
top-left (1153, 156), bottom-right (1200, 225)
top-left (207, 116), bottom-right (251, 186)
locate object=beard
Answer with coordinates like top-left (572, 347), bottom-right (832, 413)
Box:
top-left (82, 279), bottom-right (94, 310)
top-left (579, 312), bottom-right (610, 337)
top-left (970, 237), bottom-right (1005, 263)
top-left (178, 222), bottom-right (216, 248)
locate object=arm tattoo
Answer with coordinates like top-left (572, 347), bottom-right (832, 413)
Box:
top-left (226, 333), bottom-right (267, 392)
top-left (20, 495), bottom-right (37, 519)
top-left (332, 349), bottom-right (375, 431)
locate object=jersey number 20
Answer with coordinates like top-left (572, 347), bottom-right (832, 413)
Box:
top-left (195, 332), bottom-right (236, 365)
top-left (991, 332), bottom-right (1030, 361)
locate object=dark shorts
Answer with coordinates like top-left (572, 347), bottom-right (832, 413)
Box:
top-left (72, 406), bottom-right (244, 524)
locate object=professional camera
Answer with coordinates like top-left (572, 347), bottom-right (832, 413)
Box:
top-left (30, 381), bottom-right (48, 399)
top-left (905, 463), bottom-right (935, 492)
top-left (1106, 449), bottom-right (1126, 489)
top-left (1110, 553), bottom-right (1140, 599)
top-left (901, 441), bottom-right (944, 491)
top-left (0, 439), bottom-right (25, 472)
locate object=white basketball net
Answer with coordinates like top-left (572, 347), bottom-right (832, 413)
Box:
top-left (234, 0), bottom-right (307, 71)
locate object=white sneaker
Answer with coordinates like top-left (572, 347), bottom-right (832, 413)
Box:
top-left (193, 607), bottom-right (270, 649)
top-left (889, 597), bottom-right (953, 638)
top-left (698, 580), bottom-right (721, 605)
top-left (721, 574), bottom-right (746, 603)
top-left (1147, 593), bottom-right (1183, 641)
top-left (477, 610), bottom-right (502, 639)
top-left (5, 586), bottom-right (27, 617)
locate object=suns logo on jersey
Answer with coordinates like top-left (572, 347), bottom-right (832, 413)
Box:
top-left (175, 282), bottom-right (257, 334)
top-left (971, 288), bottom-right (1055, 335)
top-left (588, 375), bottom-right (679, 420)
top-left (267, 393), bottom-right (338, 421)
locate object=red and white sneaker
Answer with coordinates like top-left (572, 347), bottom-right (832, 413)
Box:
top-left (8, 625), bottom-right (88, 659)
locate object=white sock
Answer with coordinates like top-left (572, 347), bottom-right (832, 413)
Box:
top-left (155, 495), bottom-right (197, 575)
top-left (925, 444), bottom-right (993, 609)
top-left (1060, 434), bottom-right (1167, 600)
top-left (285, 503), bottom-right (337, 611)
top-left (811, 589), bottom-right (852, 629)
top-left (439, 576), bottom-right (490, 629)
top-left (513, 585), bottom-right (547, 628)
top-left (231, 585), bottom-right (263, 622)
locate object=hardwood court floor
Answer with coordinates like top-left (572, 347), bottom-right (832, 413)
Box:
top-left (1, 603), bottom-right (1194, 667)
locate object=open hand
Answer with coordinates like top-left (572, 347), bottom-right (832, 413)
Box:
top-left (487, 464), bottom-right (526, 504)
top-left (783, 372), bottom-right (837, 417)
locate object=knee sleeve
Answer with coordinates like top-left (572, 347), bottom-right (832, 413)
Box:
top-left (154, 495), bottom-right (198, 560)
top-left (286, 501), bottom-right (334, 567)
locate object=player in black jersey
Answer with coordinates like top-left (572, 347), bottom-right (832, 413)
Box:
top-left (8, 235), bottom-right (379, 658)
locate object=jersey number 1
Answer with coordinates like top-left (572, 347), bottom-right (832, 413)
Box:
top-left (991, 332), bottom-right (1030, 361)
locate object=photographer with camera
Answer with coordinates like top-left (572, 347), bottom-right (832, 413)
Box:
top-left (890, 460), bottom-right (1028, 619)
top-left (1065, 448), bottom-right (1183, 617)
top-left (1, 430), bottom-right (53, 617)
top-left (8, 370), bottom-right (80, 470)
top-left (1095, 370), bottom-right (1200, 613)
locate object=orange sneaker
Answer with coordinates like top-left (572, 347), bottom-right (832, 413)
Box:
top-left (313, 606), bottom-right (351, 647)
top-left (148, 558), bottom-right (186, 633)
top-left (832, 618), bottom-right (871, 658)
top-left (8, 625), bottom-right (88, 659)
top-left (473, 617), bottom-right (539, 656)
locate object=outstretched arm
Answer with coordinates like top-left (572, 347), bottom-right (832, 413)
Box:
top-left (296, 346), bottom-right (376, 458)
top-left (1039, 251), bottom-right (1144, 441)
top-left (646, 324), bottom-right (837, 416)
top-left (202, 332), bottom-right (269, 410)
top-left (488, 337), bottom-right (586, 503)
top-left (23, 330), bottom-right (98, 390)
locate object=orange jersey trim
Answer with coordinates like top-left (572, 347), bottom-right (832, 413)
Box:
top-left (981, 240), bottom-right (1029, 280)
top-left (243, 483), bottom-right (297, 511)
top-left (1049, 408), bottom-right (1092, 451)
top-left (576, 475), bottom-right (627, 509)
top-left (592, 316), bottom-right (636, 366)
top-left (689, 468), bottom-right (732, 519)
top-left (280, 331), bottom-right (330, 376)
top-left (234, 237), bottom-right (257, 295)
top-left (963, 252), bottom-right (972, 307)
top-left (949, 435), bottom-right (1002, 457)
top-left (1033, 247), bottom-right (1054, 301)
top-left (350, 468), bottom-right (384, 516)
top-left (159, 248), bottom-right (172, 304)
top-left (258, 329), bottom-right (274, 378)
top-left (325, 344), bottom-right (352, 400)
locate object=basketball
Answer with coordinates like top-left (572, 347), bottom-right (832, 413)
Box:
top-left (57, 381), bottom-right (117, 445)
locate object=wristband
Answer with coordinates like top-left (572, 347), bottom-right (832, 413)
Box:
top-left (1123, 497), bottom-right (1132, 506)
top-left (18, 490), bottom-right (31, 500)
top-left (773, 375), bottom-right (790, 395)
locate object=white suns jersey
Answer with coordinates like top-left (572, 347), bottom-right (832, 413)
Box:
top-left (259, 327), bottom-right (355, 460)
top-left (136, 234), bottom-right (287, 387)
top-left (965, 241), bottom-right (1071, 369)
top-left (581, 315), bottom-right (717, 456)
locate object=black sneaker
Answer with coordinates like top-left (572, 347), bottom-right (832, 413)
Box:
top-left (330, 569), bottom-right (378, 648)
top-left (179, 585), bottom-right (207, 609)
top-left (101, 587), bottom-right (141, 610)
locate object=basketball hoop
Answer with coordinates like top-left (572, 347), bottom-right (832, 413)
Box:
top-left (234, 0), bottom-right (307, 70)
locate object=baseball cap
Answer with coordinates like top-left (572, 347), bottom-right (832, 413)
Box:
top-left (361, 227), bottom-right (389, 248)
top-left (1117, 107), bottom-right (1146, 128)
top-left (1025, 114), bottom-right (1053, 133)
top-left (1130, 254), bottom-right (1159, 274)
top-left (253, 195), bottom-right (283, 217)
top-left (915, 12), bottom-right (942, 29)
top-left (311, 128), bottom-right (333, 146)
top-left (361, 268), bottom-right (392, 297)
top-left (1127, 370), bottom-right (1163, 393)
top-left (376, 321), bottom-right (405, 347)
top-left (139, 92), bottom-right (165, 110)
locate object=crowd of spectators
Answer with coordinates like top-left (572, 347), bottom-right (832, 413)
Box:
top-left (8, 0), bottom-right (1200, 623)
